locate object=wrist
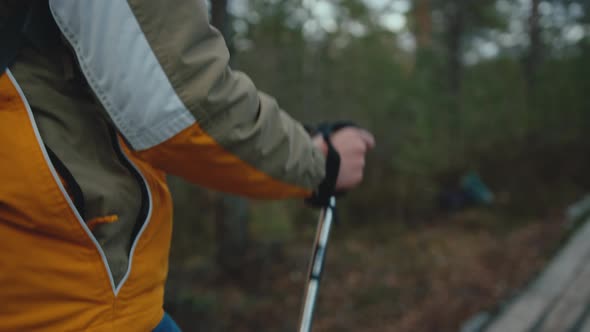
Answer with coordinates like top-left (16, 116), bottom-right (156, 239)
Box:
top-left (312, 135), bottom-right (329, 156)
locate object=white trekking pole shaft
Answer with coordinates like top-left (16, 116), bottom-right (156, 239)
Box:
top-left (298, 196), bottom-right (336, 332)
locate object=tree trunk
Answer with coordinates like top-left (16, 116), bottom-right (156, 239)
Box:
top-left (214, 195), bottom-right (250, 273)
top-left (210, 0), bottom-right (251, 275)
top-left (522, 0), bottom-right (541, 135)
top-left (211, 0), bottom-right (230, 42)
top-left (446, 0), bottom-right (465, 96)
top-left (444, 0), bottom-right (466, 162)
top-left (414, 0), bottom-right (433, 49)
top-left (524, 0), bottom-right (541, 89)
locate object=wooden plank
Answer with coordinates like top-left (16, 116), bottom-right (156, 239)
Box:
top-left (484, 220), bottom-right (590, 332)
top-left (536, 260), bottom-right (590, 331)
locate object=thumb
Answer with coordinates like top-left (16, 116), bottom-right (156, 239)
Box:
top-left (359, 129), bottom-right (376, 149)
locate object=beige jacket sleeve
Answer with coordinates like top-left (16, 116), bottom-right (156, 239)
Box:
top-left (48, 0), bottom-right (325, 198)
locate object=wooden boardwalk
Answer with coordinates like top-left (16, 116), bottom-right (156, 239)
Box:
top-left (466, 217), bottom-right (590, 332)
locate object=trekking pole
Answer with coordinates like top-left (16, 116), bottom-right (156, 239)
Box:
top-left (298, 196), bottom-right (336, 332)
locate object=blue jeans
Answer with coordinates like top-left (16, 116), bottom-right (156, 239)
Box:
top-left (153, 313), bottom-right (182, 332)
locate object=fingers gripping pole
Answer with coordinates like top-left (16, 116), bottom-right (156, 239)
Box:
top-left (299, 197), bottom-right (336, 332)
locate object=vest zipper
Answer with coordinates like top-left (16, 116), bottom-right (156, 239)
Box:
top-left (107, 127), bottom-right (149, 242)
top-left (107, 126), bottom-right (154, 295)
top-left (8, 69), bottom-right (154, 297)
top-left (36, 129), bottom-right (152, 294)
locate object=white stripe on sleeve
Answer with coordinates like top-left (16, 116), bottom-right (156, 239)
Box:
top-left (49, 0), bottom-right (196, 150)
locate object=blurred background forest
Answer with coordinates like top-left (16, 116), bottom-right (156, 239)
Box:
top-left (164, 0), bottom-right (590, 331)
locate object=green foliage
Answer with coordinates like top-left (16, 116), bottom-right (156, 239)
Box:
top-left (229, 0), bottom-right (590, 220)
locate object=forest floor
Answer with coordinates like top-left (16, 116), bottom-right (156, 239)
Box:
top-left (166, 206), bottom-right (571, 332)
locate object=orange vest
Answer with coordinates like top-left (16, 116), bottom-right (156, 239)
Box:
top-left (0, 71), bottom-right (173, 331)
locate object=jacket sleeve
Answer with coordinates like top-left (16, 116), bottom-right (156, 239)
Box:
top-left (47, 0), bottom-right (326, 199)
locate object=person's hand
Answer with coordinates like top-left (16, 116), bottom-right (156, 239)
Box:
top-left (313, 127), bottom-right (375, 191)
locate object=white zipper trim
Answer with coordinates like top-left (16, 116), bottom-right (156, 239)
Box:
top-left (112, 138), bottom-right (154, 296)
top-left (7, 70), bottom-right (153, 296)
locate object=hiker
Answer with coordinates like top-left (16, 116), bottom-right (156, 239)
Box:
top-left (0, 1), bottom-right (375, 331)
